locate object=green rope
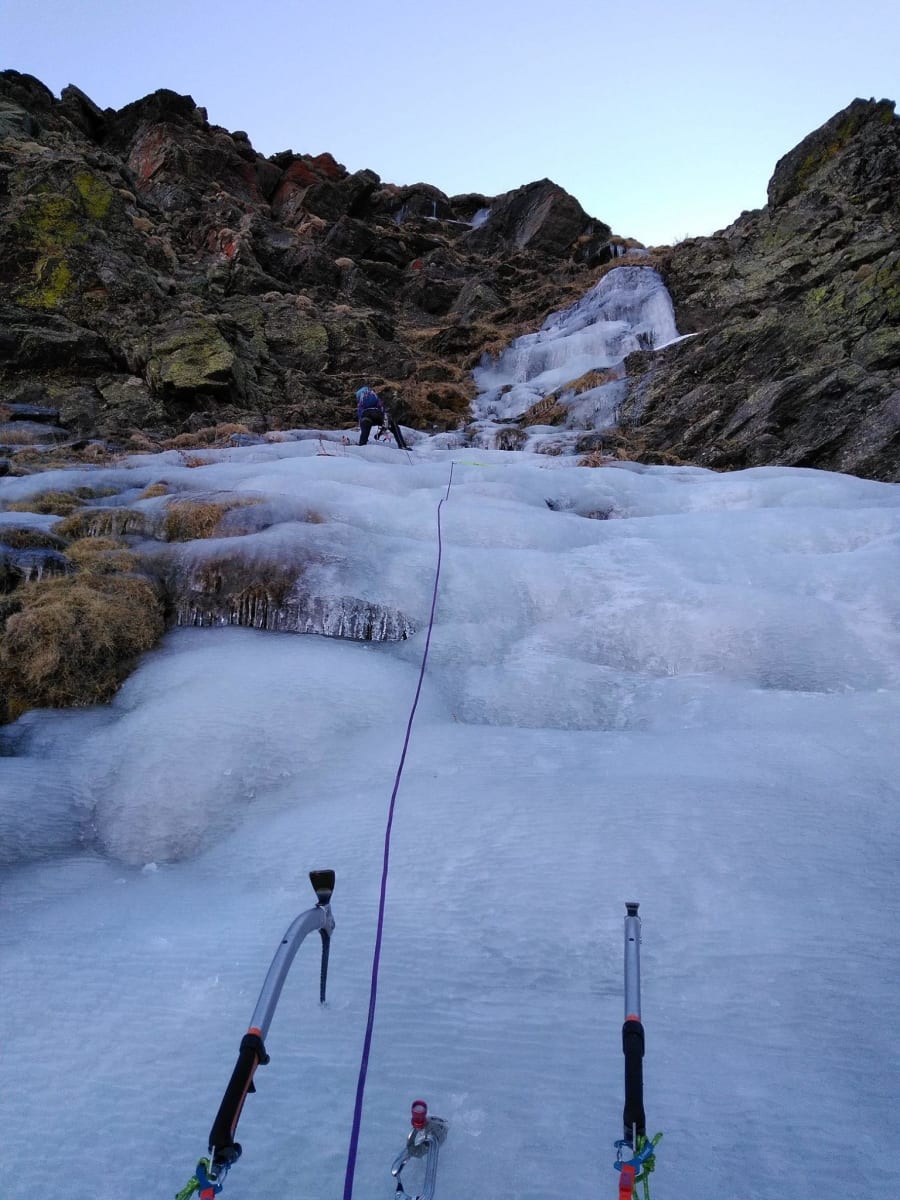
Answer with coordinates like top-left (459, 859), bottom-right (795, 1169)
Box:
top-left (633, 1133), bottom-right (663, 1200)
top-left (175, 1169), bottom-right (203, 1200)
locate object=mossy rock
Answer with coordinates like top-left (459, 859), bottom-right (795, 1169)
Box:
top-left (293, 318), bottom-right (329, 367)
top-left (263, 306), bottom-right (329, 370)
top-left (147, 318), bottom-right (236, 394)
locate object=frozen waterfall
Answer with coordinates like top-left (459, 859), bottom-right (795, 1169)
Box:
top-left (470, 264), bottom-right (680, 451)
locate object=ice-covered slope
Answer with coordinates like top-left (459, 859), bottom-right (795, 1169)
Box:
top-left (2, 441), bottom-right (900, 1200)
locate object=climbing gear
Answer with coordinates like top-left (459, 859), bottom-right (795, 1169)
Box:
top-left (613, 902), bottom-right (662, 1199)
top-left (175, 1158), bottom-right (222, 1200)
top-left (178, 870), bottom-right (335, 1197)
top-left (391, 1099), bottom-right (449, 1200)
top-left (615, 1132), bottom-right (662, 1200)
top-left (342, 463), bottom-right (455, 1200)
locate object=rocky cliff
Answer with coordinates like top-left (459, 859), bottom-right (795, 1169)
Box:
top-left (619, 98), bottom-right (900, 480)
top-left (0, 69), bottom-right (624, 448)
top-left (1, 72), bottom-right (898, 481)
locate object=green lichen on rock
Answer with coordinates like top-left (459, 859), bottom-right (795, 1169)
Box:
top-left (147, 318), bottom-right (236, 393)
top-left (294, 318), bottom-right (329, 367)
top-left (20, 255), bottom-right (74, 308)
top-left (13, 191), bottom-right (87, 308)
top-left (73, 170), bottom-right (113, 220)
top-left (872, 259), bottom-right (900, 318)
top-left (17, 192), bottom-right (85, 251)
top-left (259, 302), bottom-right (330, 371)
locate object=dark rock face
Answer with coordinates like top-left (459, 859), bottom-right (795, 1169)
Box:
top-left (619, 98), bottom-right (900, 480)
top-left (0, 70), bottom-right (623, 443)
top-left (461, 178), bottom-right (609, 257)
top-left (2, 72), bottom-right (897, 480)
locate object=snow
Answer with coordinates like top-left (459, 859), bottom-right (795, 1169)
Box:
top-left (2, 443), bottom-right (900, 1200)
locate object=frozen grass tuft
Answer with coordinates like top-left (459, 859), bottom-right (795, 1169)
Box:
top-left (0, 572), bottom-right (164, 714)
top-left (162, 498), bottom-right (259, 542)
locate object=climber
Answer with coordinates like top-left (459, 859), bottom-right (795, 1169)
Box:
top-left (356, 385), bottom-right (385, 445)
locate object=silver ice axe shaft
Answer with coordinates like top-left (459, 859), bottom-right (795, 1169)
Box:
top-left (207, 869), bottom-right (336, 1173)
top-left (622, 901), bottom-right (646, 1145)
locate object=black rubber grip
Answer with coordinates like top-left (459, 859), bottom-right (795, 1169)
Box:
top-left (209, 1031), bottom-right (270, 1166)
top-left (622, 1018), bottom-right (646, 1143)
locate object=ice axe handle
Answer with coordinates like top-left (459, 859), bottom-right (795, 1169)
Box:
top-left (208, 1029), bottom-right (269, 1168)
top-left (622, 1017), bottom-right (646, 1143)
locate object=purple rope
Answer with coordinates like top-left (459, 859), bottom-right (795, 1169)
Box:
top-left (342, 463), bottom-right (455, 1200)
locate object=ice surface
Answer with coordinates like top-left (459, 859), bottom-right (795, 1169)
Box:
top-left (2, 444), bottom-right (900, 1200)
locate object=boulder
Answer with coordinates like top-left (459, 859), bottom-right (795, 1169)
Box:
top-left (461, 179), bottom-right (595, 256)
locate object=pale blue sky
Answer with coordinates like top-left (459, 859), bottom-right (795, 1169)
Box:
top-left (4, 0), bottom-right (899, 244)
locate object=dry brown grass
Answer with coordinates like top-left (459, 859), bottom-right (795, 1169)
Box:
top-left (579, 433), bottom-right (687, 468)
top-left (0, 594), bottom-right (23, 624)
top-left (126, 432), bottom-right (160, 453)
top-left (75, 442), bottom-right (115, 464)
top-left (0, 572), bottom-right (165, 711)
top-left (162, 498), bottom-right (257, 542)
top-left (0, 527), bottom-right (68, 551)
top-left (591, 253), bottom-right (665, 286)
top-left (66, 537), bottom-right (139, 574)
top-left (6, 490), bottom-right (83, 516)
top-left (56, 508), bottom-right (149, 539)
top-left (139, 482), bottom-right (170, 499)
top-left (566, 367), bottom-right (622, 393)
top-left (5, 486), bottom-right (120, 517)
top-left (519, 392), bottom-right (568, 427)
top-left (522, 402), bottom-right (567, 428)
top-left (5, 452), bottom-right (71, 474)
top-left (161, 424), bottom-right (251, 451)
top-left (0, 427), bottom-right (52, 446)
top-left (10, 443), bottom-right (117, 468)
